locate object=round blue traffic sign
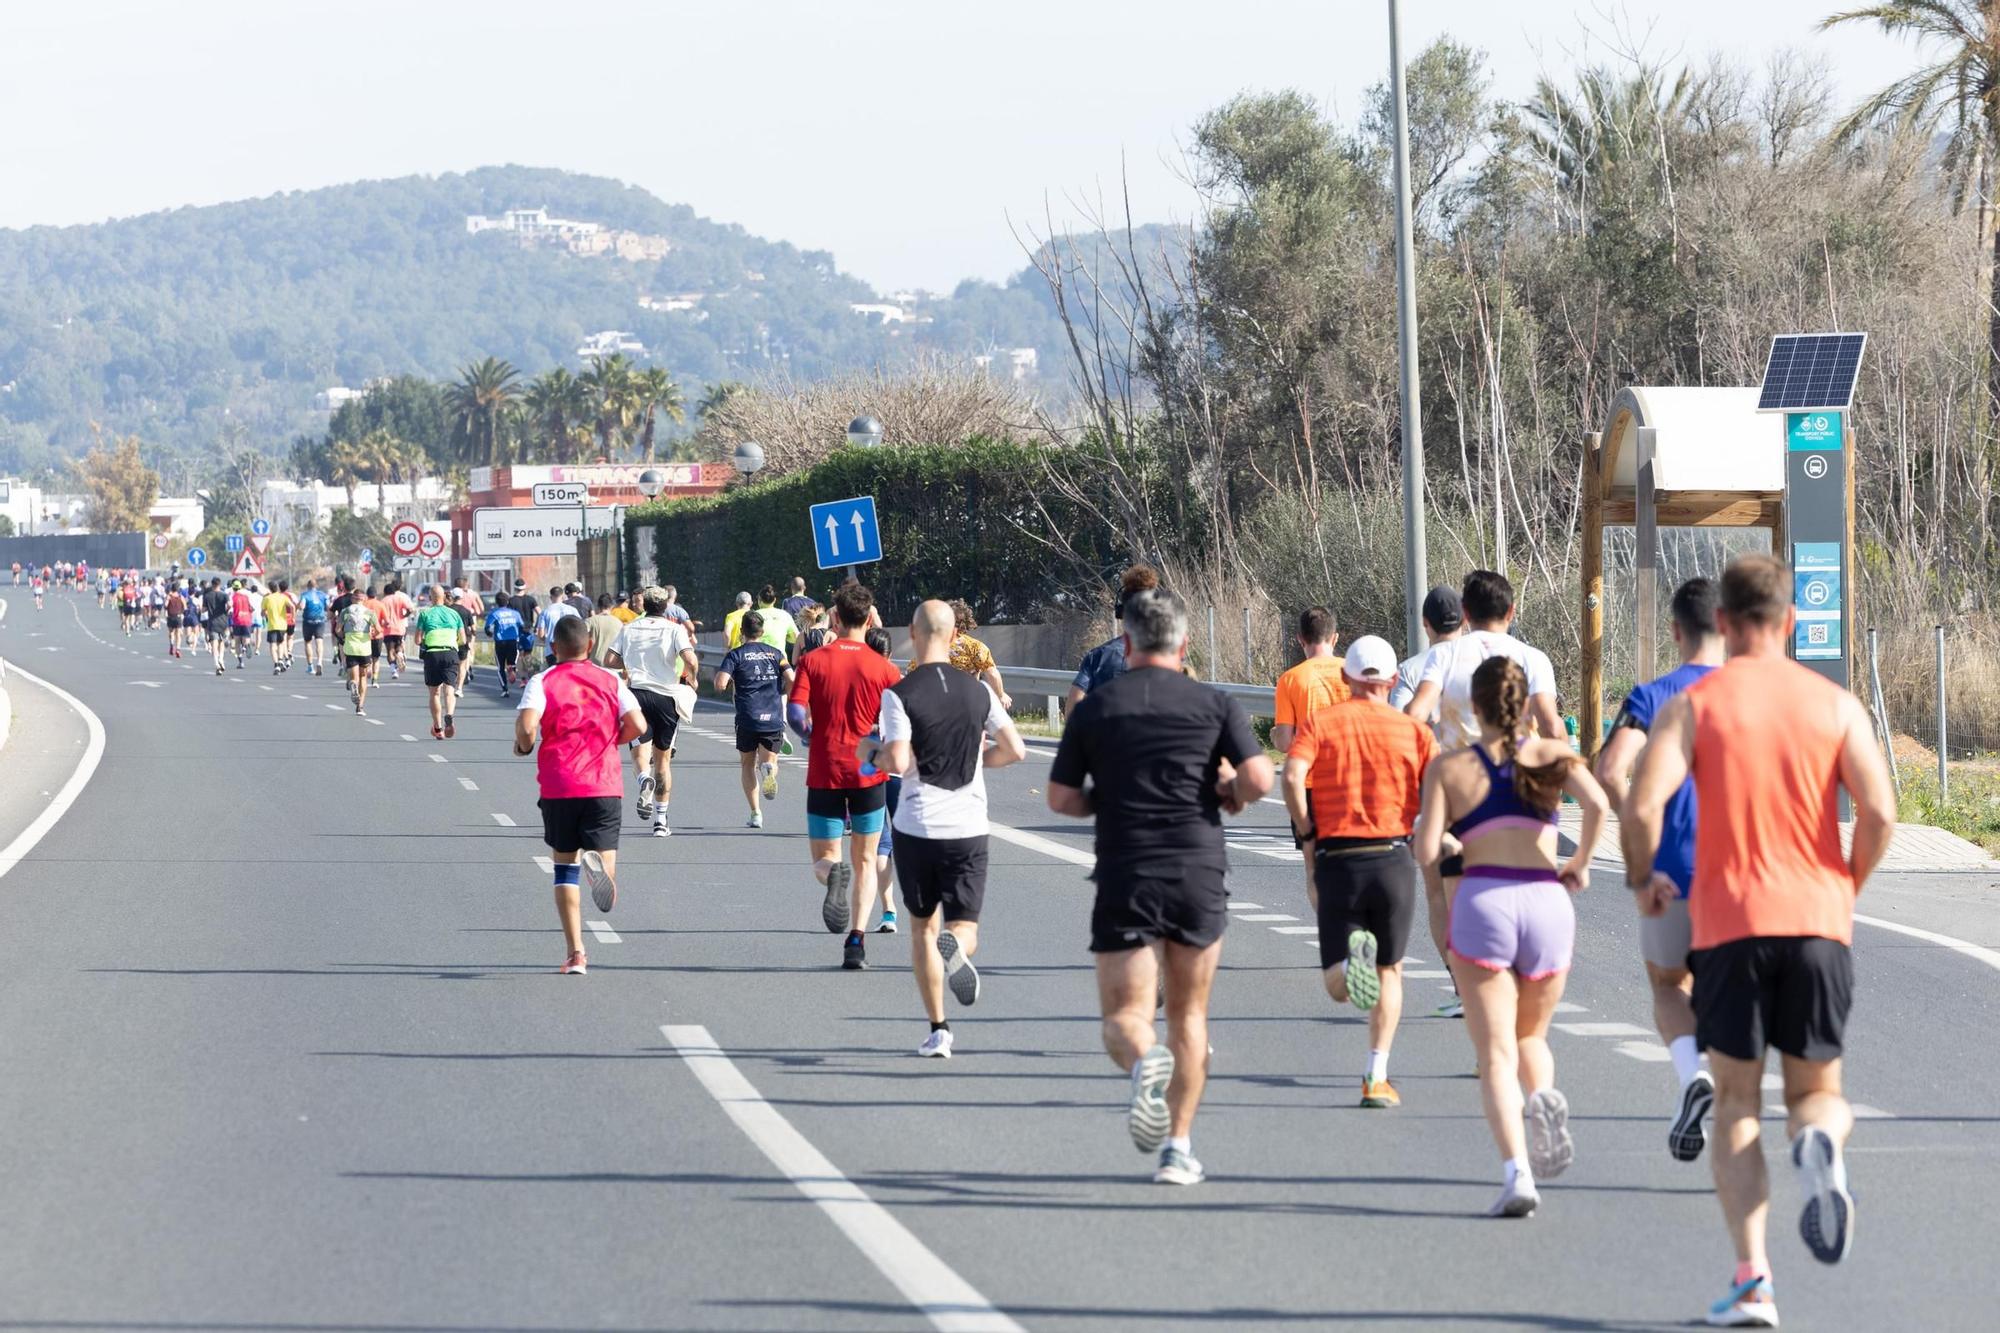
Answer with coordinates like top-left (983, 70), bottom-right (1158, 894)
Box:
top-left (359, 547), bottom-right (374, 563)
top-left (250, 517), bottom-right (271, 537)
top-left (187, 548), bottom-right (207, 567)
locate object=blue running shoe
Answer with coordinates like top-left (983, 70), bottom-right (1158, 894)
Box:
top-left (1705, 1275), bottom-right (1778, 1327)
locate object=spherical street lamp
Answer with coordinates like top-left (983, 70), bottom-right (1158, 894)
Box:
top-left (636, 468), bottom-right (665, 500)
top-left (846, 415), bottom-right (883, 450)
top-left (732, 441), bottom-right (766, 476)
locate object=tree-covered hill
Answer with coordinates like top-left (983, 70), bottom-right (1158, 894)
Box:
top-left (0, 165), bottom-right (1129, 478)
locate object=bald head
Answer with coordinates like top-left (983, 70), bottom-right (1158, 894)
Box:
top-left (908, 599), bottom-right (957, 663)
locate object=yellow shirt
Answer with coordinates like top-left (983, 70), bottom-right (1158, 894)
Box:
top-left (261, 592), bottom-right (290, 630)
top-left (724, 606), bottom-right (749, 648)
top-left (610, 605), bottom-right (640, 624)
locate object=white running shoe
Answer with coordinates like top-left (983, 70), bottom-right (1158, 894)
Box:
top-left (746, 811), bottom-right (763, 829)
top-left (917, 1028), bottom-right (953, 1059)
top-left (1128, 1044), bottom-right (1174, 1154)
top-left (937, 929), bottom-right (980, 1006)
top-left (1153, 1146), bottom-right (1205, 1185)
top-left (636, 774), bottom-right (656, 821)
top-left (652, 818), bottom-right (671, 838)
top-left (1486, 1174), bottom-right (1540, 1218)
top-left (1524, 1088), bottom-right (1574, 1180)
top-left (1670, 1069), bottom-right (1716, 1162)
top-left (1792, 1124), bottom-right (1853, 1264)
top-left (581, 850), bottom-right (616, 914)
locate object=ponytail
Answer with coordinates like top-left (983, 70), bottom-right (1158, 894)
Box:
top-left (1469, 655), bottom-right (1570, 818)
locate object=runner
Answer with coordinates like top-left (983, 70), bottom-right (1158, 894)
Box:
top-left (514, 616), bottom-right (645, 975)
top-left (584, 593), bottom-right (626, 666)
top-left (1066, 563), bottom-right (1160, 707)
top-left (661, 583), bottom-right (699, 633)
top-left (201, 577), bottom-right (230, 675)
top-left (1046, 587), bottom-right (1274, 1185)
top-left (750, 584), bottom-right (799, 654)
top-left (1271, 606), bottom-right (1350, 906)
top-left (605, 588), bottom-right (700, 837)
top-left (449, 584), bottom-right (485, 692)
top-left (944, 600), bottom-right (1012, 708)
top-left (780, 575), bottom-right (816, 622)
top-left (1389, 585), bottom-right (1465, 708)
top-left (610, 588), bottom-right (642, 625)
top-left (118, 574), bottom-right (140, 634)
top-left (723, 590), bottom-right (754, 648)
top-left (858, 600), bottom-right (1027, 1057)
top-left (535, 585), bottom-right (577, 654)
top-left (262, 579), bottom-right (293, 674)
top-left (30, 570), bottom-right (44, 611)
top-left (865, 626), bottom-right (902, 933)
top-left (794, 604), bottom-right (833, 663)
top-left (1593, 577), bottom-right (1724, 1162)
top-left (8, 561), bottom-right (17, 586)
top-left (337, 586), bottom-right (380, 714)
top-left (411, 584), bottom-right (466, 739)
top-left (164, 580), bottom-right (188, 658)
top-left (379, 579), bottom-right (415, 680)
top-left (226, 579), bottom-right (256, 669)
top-left (484, 596), bottom-right (528, 697)
top-left (1280, 634), bottom-right (1435, 1108)
top-left (715, 610), bottom-right (795, 828)
top-left (561, 582), bottom-right (591, 620)
top-left (1620, 555), bottom-right (1896, 1327)
top-left (1413, 656), bottom-right (1609, 1218)
top-left (790, 582), bottom-right (904, 969)
top-left (298, 578), bottom-right (330, 675)
top-left (1403, 570), bottom-right (1561, 1020)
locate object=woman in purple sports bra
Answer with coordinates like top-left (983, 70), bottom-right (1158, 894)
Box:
top-left (1415, 656), bottom-right (1610, 1219)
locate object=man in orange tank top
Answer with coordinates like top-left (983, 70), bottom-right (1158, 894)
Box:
top-left (1621, 554), bottom-right (1896, 1329)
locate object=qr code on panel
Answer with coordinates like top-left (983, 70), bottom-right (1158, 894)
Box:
top-left (1808, 623), bottom-right (1828, 645)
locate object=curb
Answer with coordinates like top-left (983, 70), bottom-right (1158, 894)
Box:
top-left (0, 680), bottom-right (10, 754)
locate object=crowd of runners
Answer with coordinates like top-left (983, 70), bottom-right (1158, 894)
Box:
top-left (25, 548), bottom-right (1896, 1328)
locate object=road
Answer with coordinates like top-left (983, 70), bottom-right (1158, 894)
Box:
top-left (0, 590), bottom-right (1994, 1332)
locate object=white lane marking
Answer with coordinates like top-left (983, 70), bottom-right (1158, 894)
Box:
top-left (1852, 1104), bottom-right (1895, 1120)
top-left (366, 718), bottom-right (384, 726)
top-left (457, 777), bottom-right (478, 791)
top-left (585, 920), bottom-right (621, 943)
top-left (533, 856), bottom-right (555, 873)
top-left (986, 822), bottom-right (1094, 869)
top-left (0, 660), bottom-right (108, 885)
top-left (1855, 912), bottom-right (2000, 976)
top-left (126, 681), bottom-right (162, 688)
top-left (1554, 1001), bottom-right (1590, 1014)
top-left (1614, 1041), bottom-right (1672, 1063)
top-left (1554, 1021), bottom-right (1653, 1038)
top-left (400, 734), bottom-right (416, 742)
top-left (290, 693), bottom-right (307, 700)
top-left (429, 754), bottom-right (447, 763)
top-left (1270, 926), bottom-right (1319, 935)
top-left (259, 684), bottom-right (272, 691)
top-left (663, 1024), bottom-right (1024, 1333)
top-left (492, 813), bottom-right (515, 826)
top-left (1226, 902), bottom-right (1267, 912)
top-left (1400, 969), bottom-right (1451, 979)
top-left (324, 704), bottom-right (342, 711)
top-left (1234, 913), bottom-right (1297, 922)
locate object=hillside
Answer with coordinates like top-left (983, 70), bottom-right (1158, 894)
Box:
top-left (0, 166), bottom-right (1158, 478)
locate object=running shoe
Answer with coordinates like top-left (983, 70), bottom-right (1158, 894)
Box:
top-left (842, 932), bottom-right (867, 971)
top-left (558, 951), bottom-right (588, 976)
top-left (760, 762), bottom-right (778, 800)
top-left (822, 862), bottom-right (852, 934)
top-left (431, 725), bottom-right (444, 740)
top-left (1524, 1088), bottom-right (1574, 1179)
top-left (1792, 1124), bottom-right (1853, 1264)
top-left (637, 775), bottom-right (656, 820)
top-left (746, 811), bottom-right (763, 829)
top-left (652, 818), bottom-right (671, 838)
top-left (355, 705), bottom-right (365, 717)
top-left (876, 908), bottom-right (899, 935)
top-left (1153, 1146), bottom-right (1205, 1186)
top-left (581, 850), bottom-right (616, 915)
top-left (443, 714), bottom-right (455, 739)
top-left (1128, 1044), bottom-right (1174, 1154)
top-left (1486, 1175), bottom-right (1539, 1218)
top-left (1670, 1069), bottom-right (1716, 1163)
top-left (1345, 929), bottom-right (1380, 1011)
top-left (917, 1028), bottom-right (953, 1059)
top-left (1359, 1078), bottom-right (1400, 1109)
top-left (1706, 1276), bottom-right (1779, 1327)
top-left (779, 737), bottom-right (795, 756)
top-left (937, 929), bottom-right (981, 1006)
top-left (1436, 995), bottom-right (1465, 1019)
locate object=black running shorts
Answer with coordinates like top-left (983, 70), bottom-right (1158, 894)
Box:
top-left (422, 649), bottom-right (459, 687)
top-left (894, 832), bottom-right (989, 923)
top-left (1314, 843), bottom-right (1417, 970)
top-left (495, 640), bottom-right (521, 665)
top-left (301, 620), bottom-right (326, 639)
top-left (266, 629), bottom-right (285, 644)
top-left (805, 784), bottom-right (888, 821)
top-left (538, 795), bottom-right (621, 854)
top-left (382, 633), bottom-right (404, 648)
top-left (344, 653), bottom-right (372, 670)
top-left (166, 614), bottom-right (183, 630)
top-left (635, 689), bottom-right (680, 750)
top-left (1690, 935), bottom-right (1853, 1062)
top-left (1089, 857), bottom-right (1228, 954)
top-left (230, 624), bottom-right (253, 640)
top-left (734, 721), bottom-right (785, 754)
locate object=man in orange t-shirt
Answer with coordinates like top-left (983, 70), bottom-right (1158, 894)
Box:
top-left (1281, 635), bottom-right (1436, 1110)
top-left (1272, 606), bottom-right (1349, 904)
top-left (1622, 554), bottom-right (1895, 1327)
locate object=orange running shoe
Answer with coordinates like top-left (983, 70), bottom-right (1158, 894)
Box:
top-left (1360, 1079), bottom-right (1401, 1109)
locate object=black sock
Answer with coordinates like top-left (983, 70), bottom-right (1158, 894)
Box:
top-left (930, 1021), bottom-right (950, 1033)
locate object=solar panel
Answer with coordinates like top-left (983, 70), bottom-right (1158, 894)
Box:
top-left (1756, 333), bottom-right (1867, 412)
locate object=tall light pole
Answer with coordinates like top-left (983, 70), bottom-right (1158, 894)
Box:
top-left (1389, 0), bottom-right (1429, 654)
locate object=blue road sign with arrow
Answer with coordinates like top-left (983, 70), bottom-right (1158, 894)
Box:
top-left (224, 533), bottom-right (244, 553)
top-left (250, 517), bottom-right (271, 537)
top-left (809, 495), bottom-right (880, 571)
top-left (187, 547), bottom-right (207, 567)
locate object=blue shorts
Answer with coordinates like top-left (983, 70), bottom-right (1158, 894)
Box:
top-left (806, 785), bottom-right (887, 840)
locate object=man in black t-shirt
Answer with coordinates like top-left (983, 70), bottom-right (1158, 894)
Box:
top-left (1048, 587), bottom-right (1273, 1187)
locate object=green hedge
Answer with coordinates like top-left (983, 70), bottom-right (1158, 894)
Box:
top-left (623, 440), bottom-right (1141, 623)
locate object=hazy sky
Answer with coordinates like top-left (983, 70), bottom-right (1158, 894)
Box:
top-left (1, 1), bottom-right (1922, 291)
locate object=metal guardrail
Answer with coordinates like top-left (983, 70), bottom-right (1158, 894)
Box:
top-left (693, 642), bottom-right (1279, 723)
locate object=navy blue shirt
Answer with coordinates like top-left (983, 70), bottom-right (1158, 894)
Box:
top-left (1613, 661), bottom-right (1717, 896)
top-left (1071, 636), bottom-right (1127, 695)
top-left (719, 640), bottom-right (788, 730)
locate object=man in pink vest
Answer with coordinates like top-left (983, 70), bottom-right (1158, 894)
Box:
top-left (514, 616), bottom-right (645, 974)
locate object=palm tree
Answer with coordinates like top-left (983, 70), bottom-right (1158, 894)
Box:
top-left (328, 439), bottom-right (366, 510)
top-left (524, 368), bottom-right (590, 463)
top-left (1822, 3), bottom-right (2000, 416)
top-left (359, 427), bottom-right (403, 515)
top-left (696, 380), bottom-right (750, 423)
top-left (580, 353), bottom-right (641, 459)
top-left (632, 366), bottom-right (685, 462)
top-left (447, 357), bottom-right (521, 467)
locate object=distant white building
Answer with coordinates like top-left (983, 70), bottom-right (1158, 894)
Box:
top-left (314, 386), bottom-right (364, 412)
top-left (849, 302), bottom-right (914, 324)
top-left (576, 330), bottom-right (647, 359)
top-left (466, 207), bottom-right (602, 241)
top-left (149, 496), bottom-right (206, 538)
top-left (258, 478), bottom-right (455, 533)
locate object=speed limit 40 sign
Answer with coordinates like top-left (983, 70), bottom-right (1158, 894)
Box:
top-left (418, 528), bottom-right (446, 560)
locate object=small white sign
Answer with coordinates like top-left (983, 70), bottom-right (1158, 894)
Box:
top-left (460, 557), bottom-right (514, 572)
top-left (532, 482), bottom-right (591, 507)
top-left (393, 555), bottom-right (445, 572)
top-left (472, 506), bottom-right (618, 556)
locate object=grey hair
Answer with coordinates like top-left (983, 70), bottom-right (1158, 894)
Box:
top-left (735, 590), bottom-right (752, 608)
top-left (1123, 587), bottom-right (1188, 655)
top-left (662, 583), bottom-right (677, 602)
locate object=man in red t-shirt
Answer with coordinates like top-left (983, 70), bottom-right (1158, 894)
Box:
top-left (791, 581), bottom-right (904, 970)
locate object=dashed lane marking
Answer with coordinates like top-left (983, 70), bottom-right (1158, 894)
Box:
top-left (324, 704), bottom-right (342, 711)
top-left (1554, 1022), bottom-right (1653, 1039)
top-left (428, 754), bottom-right (447, 763)
top-left (585, 920), bottom-right (621, 943)
top-left (492, 813), bottom-right (515, 826)
top-left (1614, 1041), bottom-right (1672, 1063)
top-left (400, 734), bottom-right (416, 742)
top-left (533, 856), bottom-right (554, 874)
top-left (290, 694), bottom-right (307, 700)
top-left (457, 777), bottom-right (478, 791)
top-left (1234, 913), bottom-right (1297, 922)
top-left (1225, 902), bottom-right (1267, 912)
top-left (1270, 926), bottom-right (1319, 935)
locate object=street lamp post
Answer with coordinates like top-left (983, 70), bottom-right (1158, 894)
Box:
top-left (1388, 0), bottom-right (1429, 655)
top-left (631, 468), bottom-right (666, 592)
top-left (846, 416), bottom-right (883, 450)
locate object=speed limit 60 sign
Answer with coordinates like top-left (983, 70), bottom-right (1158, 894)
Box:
top-left (390, 521), bottom-right (424, 556)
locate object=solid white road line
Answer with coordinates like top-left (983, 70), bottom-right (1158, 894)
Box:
top-left (492, 813), bottom-right (516, 826)
top-left (0, 659), bottom-right (107, 885)
top-left (663, 1024), bottom-right (1024, 1333)
top-left (585, 920), bottom-right (620, 943)
top-left (985, 822), bottom-right (1093, 869)
top-left (1855, 912), bottom-right (2000, 976)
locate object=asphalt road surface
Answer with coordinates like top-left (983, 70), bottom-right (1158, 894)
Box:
top-left (0, 590), bottom-right (1994, 1332)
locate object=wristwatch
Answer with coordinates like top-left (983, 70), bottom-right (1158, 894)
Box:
top-left (1292, 823), bottom-right (1313, 848)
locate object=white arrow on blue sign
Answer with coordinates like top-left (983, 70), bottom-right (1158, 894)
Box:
top-left (809, 496), bottom-right (880, 571)
top-left (187, 548), bottom-right (207, 567)
top-left (224, 534), bottom-right (244, 553)
top-left (250, 517), bottom-right (271, 537)
top-left (359, 547), bottom-right (374, 563)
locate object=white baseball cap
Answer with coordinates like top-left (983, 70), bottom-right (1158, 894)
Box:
top-left (1342, 634), bottom-right (1398, 682)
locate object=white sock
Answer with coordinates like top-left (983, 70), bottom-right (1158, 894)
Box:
top-left (1166, 1135), bottom-right (1192, 1156)
top-left (1504, 1156), bottom-right (1534, 1188)
top-left (1669, 1035), bottom-right (1702, 1087)
top-left (1365, 1049), bottom-right (1389, 1083)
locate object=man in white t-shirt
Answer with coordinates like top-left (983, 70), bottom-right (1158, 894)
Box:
top-left (535, 585), bottom-right (579, 651)
top-left (857, 600), bottom-right (1027, 1059)
top-left (1389, 585), bottom-right (1466, 711)
top-left (605, 588), bottom-right (700, 836)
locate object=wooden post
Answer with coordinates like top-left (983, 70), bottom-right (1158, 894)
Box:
top-left (1635, 425), bottom-right (1660, 683)
top-left (1580, 432), bottom-right (1604, 755)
